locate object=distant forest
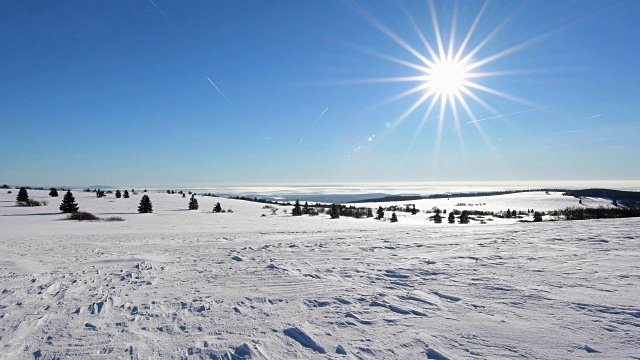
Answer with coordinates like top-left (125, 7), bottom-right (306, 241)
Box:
top-left (352, 188), bottom-right (640, 204)
top-left (562, 188), bottom-right (640, 204)
top-left (350, 189), bottom-right (567, 203)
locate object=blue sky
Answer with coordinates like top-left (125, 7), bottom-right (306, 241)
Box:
top-left (1, 0), bottom-right (639, 187)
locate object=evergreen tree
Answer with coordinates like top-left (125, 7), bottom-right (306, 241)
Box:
top-left (115, 190), bottom-right (122, 198)
top-left (613, 199), bottom-right (618, 206)
top-left (138, 195), bottom-right (153, 213)
top-left (390, 212), bottom-right (398, 223)
top-left (167, 190), bottom-right (171, 194)
top-left (49, 188), bottom-right (59, 197)
top-left (182, 193), bottom-right (186, 198)
top-left (411, 204), bottom-right (418, 215)
top-left (292, 199), bottom-right (302, 216)
top-left (376, 206), bottom-right (384, 220)
top-left (96, 189), bottom-right (105, 198)
top-left (459, 210), bottom-right (469, 224)
top-left (213, 202), bottom-right (222, 213)
top-left (59, 190), bottom-right (79, 213)
top-left (123, 190), bottom-right (130, 198)
top-left (188, 194), bottom-right (199, 210)
top-left (330, 204), bottom-right (340, 219)
top-left (533, 212), bottom-right (543, 222)
top-left (16, 187), bottom-right (29, 202)
top-left (448, 212), bottom-right (455, 224)
top-left (303, 201), bottom-right (309, 214)
top-left (367, 208), bottom-right (373, 218)
top-left (433, 208), bottom-right (442, 223)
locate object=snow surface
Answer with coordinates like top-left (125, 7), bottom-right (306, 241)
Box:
top-left (1, 189), bottom-right (639, 359)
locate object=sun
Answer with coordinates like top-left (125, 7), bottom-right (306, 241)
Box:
top-left (347, 0), bottom-right (545, 156)
top-left (427, 58), bottom-right (468, 96)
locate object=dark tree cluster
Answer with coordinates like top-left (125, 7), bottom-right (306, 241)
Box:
top-left (49, 188), bottom-right (59, 197)
top-left (558, 206), bottom-right (640, 221)
top-left (16, 187), bottom-right (29, 202)
top-left (292, 200), bottom-right (302, 216)
top-left (59, 190), bottom-right (79, 213)
top-left (138, 195), bottom-right (153, 213)
top-left (189, 194), bottom-right (199, 210)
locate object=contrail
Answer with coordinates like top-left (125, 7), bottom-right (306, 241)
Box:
top-left (466, 106), bottom-right (552, 123)
top-left (148, 0), bottom-right (171, 23)
top-left (296, 138), bottom-right (303, 147)
top-left (263, 137), bottom-right (272, 140)
top-left (206, 77), bottom-right (232, 104)
top-left (589, 114), bottom-right (602, 118)
top-left (312, 108), bottom-right (329, 126)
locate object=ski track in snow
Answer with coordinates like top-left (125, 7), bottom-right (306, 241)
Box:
top-left (1, 190), bottom-right (639, 359)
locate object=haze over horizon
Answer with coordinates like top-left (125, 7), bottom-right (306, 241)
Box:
top-left (2, 1), bottom-right (640, 185)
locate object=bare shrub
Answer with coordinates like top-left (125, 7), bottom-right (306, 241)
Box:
top-left (67, 211), bottom-right (100, 221)
top-left (103, 216), bottom-right (124, 222)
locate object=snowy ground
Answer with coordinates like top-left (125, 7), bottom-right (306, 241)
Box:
top-left (1, 190), bottom-right (639, 359)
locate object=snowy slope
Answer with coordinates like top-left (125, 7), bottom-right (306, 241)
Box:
top-left (1, 190), bottom-right (639, 359)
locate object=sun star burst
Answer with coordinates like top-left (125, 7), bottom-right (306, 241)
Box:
top-left (348, 0), bottom-right (547, 162)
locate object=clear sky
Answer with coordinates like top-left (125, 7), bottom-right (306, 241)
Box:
top-left (1, 0), bottom-right (639, 187)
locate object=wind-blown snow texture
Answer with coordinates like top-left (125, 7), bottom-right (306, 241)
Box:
top-left (1, 190), bottom-right (639, 359)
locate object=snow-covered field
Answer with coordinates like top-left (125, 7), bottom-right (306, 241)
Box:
top-left (1, 189), bottom-right (639, 359)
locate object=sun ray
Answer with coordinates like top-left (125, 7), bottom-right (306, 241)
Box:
top-left (383, 90), bottom-right (434, 135)
top-left (463, 80), bottom-right (537, 107)
top-left (450, 92), bottom-right (470, 174)
top-left (400, 3), bottom-right (439, 62)
top-left (460, 15), bottom-right (513, 65)
top-left (454, 0), bottom-right (488, 62)
top-left (447, 3), bottom-right (458, 60)
top-left (406, 92), bottom-right (441, 155)
top-left (330, 75), bottom-right (430, 85)
top-left (348, 1), bottom-right (434, 67)
top-left (355, 45), bottom-right (431, 73)
top-left (459, 86), bottom-right (501, 116)
top-left (428, 0), bottom-right (447, 60)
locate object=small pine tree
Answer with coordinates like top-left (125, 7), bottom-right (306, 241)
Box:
top-left (188, 194), bottom-right (199, 210)
top-left (433, 213), bottom-right (443, 223)
top-left (182, 193), bottom-right (186, 198)
top-left (448, 212), bottom-right (455, 224)
top-left (49, 188), bottom-right (59, 197)
top-left (115, 190), bottom-right (122, 198)
top-left (138, 195), bottom-right (153, 213)
top-left (96, 189), bottom-right (105, 198)
top-left (16, 187), bottom-right (29, 202)
top-left (411, 204), bottom-right (418, 215)
top-left (367, 208), bottom-right (373, 218)
top-left (303, 201), bottom-right (309, 214)
top-left (459, 210), bottom-right (469, 224)
top-left (123, 190), bottom-right (130, 198)
top-left (59, 190), bottom-right (79, 213)
top-left (330, 204), bottom-right (340, 219)
top-left (376, 206), bottom-right (384, 220)
top-left (213, 202), bottom-right (222, 213)
top-left (613, 199), bottom-right (618, 206)
top-left (292, 199), bottom-right (302, 216)
top-left (533, 211), bottom-right (543, 222)
top-left (390, 212), bottom-right (398, 223)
